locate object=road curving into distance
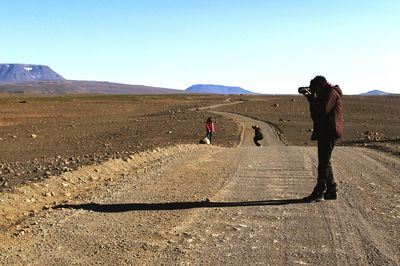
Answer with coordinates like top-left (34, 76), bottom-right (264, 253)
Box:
top-left (1, 101), bottom-right (399, 265)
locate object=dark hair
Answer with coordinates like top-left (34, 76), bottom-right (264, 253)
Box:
top-left (207, 116), bottom-right (213, 123)
top-left (310, 75), bottom-right (327, 89)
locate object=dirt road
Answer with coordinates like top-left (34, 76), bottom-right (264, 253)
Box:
top-left (1, 107), bottom-right (399, 265)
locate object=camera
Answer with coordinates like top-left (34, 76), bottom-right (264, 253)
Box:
top-left (298, 87), bottom-right (311, 95)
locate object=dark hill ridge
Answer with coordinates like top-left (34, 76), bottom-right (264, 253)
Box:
top-left (0, 64), bottom-right (64, 83)
top-left (186, 84), bottom-right (256, 94)
top-left (0, 80), bottom-right (184, 95)
top-left (359, 90), bottom-right (396, 96)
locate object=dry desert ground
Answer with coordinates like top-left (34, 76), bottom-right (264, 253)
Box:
top-left (1, 94), bottom-right (399, 265)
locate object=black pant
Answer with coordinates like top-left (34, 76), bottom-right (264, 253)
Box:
top-left (314, 138), bottom-right (337, 194)
top-left (253, 137), bottom-right (263, 146)
top-left (206, 131), bottom-right (213, 143)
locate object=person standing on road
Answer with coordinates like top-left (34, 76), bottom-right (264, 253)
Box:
top-left (300, 75), bottom-right (344, 202)
top-left (205, 116), bottom-right (216, 144)
top-left (252, 125), bottom-right (264, 146)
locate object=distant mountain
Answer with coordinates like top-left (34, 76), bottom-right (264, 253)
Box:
top-left (186, 84), bottom-right (256, 94)
top-left (0, 80), bottom-right (184, 95)
top-left (0, 63), bottom-right (183, 94)
top-left (359, 90), bottom-right (394, 96)
top-left (0, 64), bottom-right (64, 83)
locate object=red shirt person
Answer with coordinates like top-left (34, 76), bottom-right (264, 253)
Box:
top-left (205, 117), bottom-right (215, 143)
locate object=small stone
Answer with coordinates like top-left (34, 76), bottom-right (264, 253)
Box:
top-left (15, 230), bottom-right (26, 236)
top-left (42, 192), bottom-right (52, 197)
top-left (30, 134), bottom-right (38, 139)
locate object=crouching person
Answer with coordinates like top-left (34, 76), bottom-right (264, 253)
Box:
top-left (252, 125), bottom-right (264, 147)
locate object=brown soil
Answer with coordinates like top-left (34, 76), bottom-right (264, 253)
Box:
top-left (0, 94), bottom-right (399, 265)
top-left (0, 94), bottom-right (240, 190)
top-left (217, 95), bottom-right (400, 153)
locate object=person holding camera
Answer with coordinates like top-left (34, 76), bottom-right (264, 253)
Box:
top-left (299, 75), bottom-right (344, 202)
top-left (252, 125), bottom-right (264, 146)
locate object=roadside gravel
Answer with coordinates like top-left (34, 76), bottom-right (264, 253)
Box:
top-left (1, 104), bottom-right (399, 265)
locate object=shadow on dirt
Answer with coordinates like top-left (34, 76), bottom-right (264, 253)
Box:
top-left (55, 199), bottom-right (307, 212)
top-left (342, 137), bottom-right (400, 157)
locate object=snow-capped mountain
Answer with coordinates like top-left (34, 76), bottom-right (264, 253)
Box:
top-left (0, 64), bottom-right (64, 83)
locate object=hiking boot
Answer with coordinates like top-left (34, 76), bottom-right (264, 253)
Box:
top-left (324, 190), bottom-right (337, 200)
top-left (302, 192), bottom-right (324, 202)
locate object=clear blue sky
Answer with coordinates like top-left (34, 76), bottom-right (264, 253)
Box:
top-left (1, 0), bottom-right (399, 94)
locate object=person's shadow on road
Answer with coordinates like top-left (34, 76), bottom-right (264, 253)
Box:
top-left (55, 199), bottom-right (307, 213)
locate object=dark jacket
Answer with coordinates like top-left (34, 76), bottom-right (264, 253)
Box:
top-left (254, 127), bottom-right (264, 140)
top-left (309, 83), bottom-right (343, 140)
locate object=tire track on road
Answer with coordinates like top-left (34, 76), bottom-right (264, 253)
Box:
top-left (1, 103), bottom-right (399, 265)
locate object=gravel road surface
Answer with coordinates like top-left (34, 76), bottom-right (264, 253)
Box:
top-left (1, 106), bottom-right (399, 265)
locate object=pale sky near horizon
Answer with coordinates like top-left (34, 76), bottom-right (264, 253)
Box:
top-left (1, 0), bottom-right (399, 94)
